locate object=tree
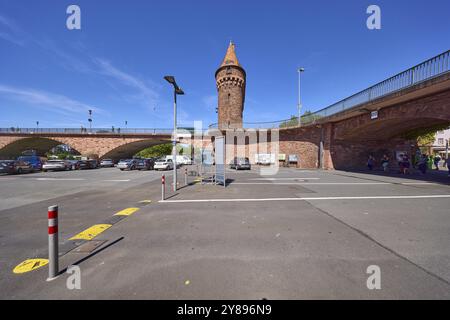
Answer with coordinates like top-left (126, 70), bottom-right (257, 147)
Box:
top-left (135, 143), bottom-right (173, 158)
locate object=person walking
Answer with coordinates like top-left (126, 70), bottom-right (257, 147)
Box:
top-left (433, 154), bottom-right (441, 170)
top-left (418, 154), bottom-right (428, 175)
top-left (402, 155), bottom-right (411, 174)
top-left (427, 155), bottom-right (433, 170)
top-left (446, 157), bottom-right (450, 177)
top-left (381, 154), bottom-right (390, 172)
top-left (367, 155), bottom-right (375, 171)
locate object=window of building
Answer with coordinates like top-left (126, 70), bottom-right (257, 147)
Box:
top-left (438, 138), bottom-right (444, 145)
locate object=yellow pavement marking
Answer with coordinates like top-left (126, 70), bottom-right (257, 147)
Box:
top-left (139, 200), bottom-right (152, 204)
top-left (69, 224), bottom-right (112, 240)
top-left (13, 258), bottom-right (48, 274)
top-left (114, 207), bottom-right (140, 216)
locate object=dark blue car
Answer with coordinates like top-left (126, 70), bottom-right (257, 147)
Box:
top-left (17, 155), bottom-right (43, 170)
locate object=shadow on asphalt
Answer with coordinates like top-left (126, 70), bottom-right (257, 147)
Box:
top-left (58, 236), bottom-right (124, 275)
top-left (335, 168), bottom-right (450, 185)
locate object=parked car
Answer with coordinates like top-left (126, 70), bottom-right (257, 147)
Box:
top-left (135, 158), bottom-right (154, 171)
top-left (42, 160), bottom-right (70, 172)
top-left (165, 155), bottom-right (192, 166)
top-left (100, 159), bottom-right (115, 168)
top-left (17, 155), bottom-right (43, 171)
top-left (154, 158), bottom-right (174, 171)
top-left (88, 159), bottom-right (99, 169)
top-left (230, 157), bottom-right (251, 170)
top-left (67, 160), bottom-right (81, 170)
top-left (78, 159), bottom-right (99, 170)
top-left (0, 160), bottom-right (34, 174)
top-left (117, 159), bottom-right (137, 171)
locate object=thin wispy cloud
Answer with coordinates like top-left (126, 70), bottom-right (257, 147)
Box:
top-left (93, 58), bottom-right (160, 111)
top-left (0, 14), bottom-right (26, 46)
top-left (0, 84), bottom-right (105, 116)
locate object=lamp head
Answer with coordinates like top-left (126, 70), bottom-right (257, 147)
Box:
top-left (164, 76), bottom-right (176, 85)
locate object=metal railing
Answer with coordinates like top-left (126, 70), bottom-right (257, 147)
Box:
top-left (0, 127), bottom-right (176, 135)
top-left (210, 50), bottom-right (450, 129)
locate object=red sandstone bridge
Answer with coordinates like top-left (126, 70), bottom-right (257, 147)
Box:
top-left (1, 50), bottom-right (449, 169)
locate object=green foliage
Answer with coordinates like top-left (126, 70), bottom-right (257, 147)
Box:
top-left (401, 123), bottom-right (450, 145)
top-left (279, 115), bottom-right (299, 128)
top-left (278, 111), bottom-right (322, 128)
top-left (417, 132), bottom-right (436, 147)
top-left (135, 143), bottom-right (173, 158)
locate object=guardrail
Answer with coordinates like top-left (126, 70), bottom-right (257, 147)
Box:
top-left (210, 49), bottom-right (450, 129)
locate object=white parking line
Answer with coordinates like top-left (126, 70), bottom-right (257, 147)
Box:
top-left (233, 182), bottom-right (440, 185)
top-left (160, 194), bottom-right (450, 203)
top-left (233, 182), bottom-right (390, 185)
top-left (249, 178), bottom-right (320, 180)
top-left (35, 178), bottom-right (86, 181)
top-left (103, 179), bottom-right (131, 182)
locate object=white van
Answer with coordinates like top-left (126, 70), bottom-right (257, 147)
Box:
top-left (165, 155), bottom-right (192, 165)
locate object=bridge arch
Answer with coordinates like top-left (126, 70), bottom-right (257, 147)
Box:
top-left (100, 138), bottom-right (171, 160)
top-left (0, 136), bottom-right (81, 159)
top-left (336, 116), bottom-right (450, 142)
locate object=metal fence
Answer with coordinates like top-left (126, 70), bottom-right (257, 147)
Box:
top-left (210, 50), bottom-right (450, 129)
top-left (0, 127), bottom-right (176, 135)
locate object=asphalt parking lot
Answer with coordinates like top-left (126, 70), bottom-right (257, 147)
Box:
top-left (0, 166), bottom-right (449, 299)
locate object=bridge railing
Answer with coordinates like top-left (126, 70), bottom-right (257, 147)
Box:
top-left (0, 128), bottom-right (177, 135)
top-left (209, 49), bottom-right (450, 129)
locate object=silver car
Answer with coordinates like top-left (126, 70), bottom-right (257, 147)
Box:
top-left (42, 160), bottom-right (69, 172)
top-left (100, 159), bottom-right (115, 167)
top-left (117, 159), bottom-right (137, 171)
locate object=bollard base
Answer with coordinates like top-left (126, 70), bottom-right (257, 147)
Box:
top-left (46, 275), bottom-right (59, 282)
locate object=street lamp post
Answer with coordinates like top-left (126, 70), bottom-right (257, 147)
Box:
top-left (88, 110), bottom-right (92, 132)
top-left (297, 67), bottom-right (305, 126)
top-left (164, 76), bottom-right (185, 192)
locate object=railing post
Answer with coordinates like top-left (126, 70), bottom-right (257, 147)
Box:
top-left (184, 167), bottom-right (188, 186)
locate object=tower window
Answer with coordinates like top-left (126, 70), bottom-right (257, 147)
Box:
top-left (226, 67), bottom-right (232, 74)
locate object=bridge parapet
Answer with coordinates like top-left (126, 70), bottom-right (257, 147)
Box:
top-left (210, 50), bottom-right (450, 130)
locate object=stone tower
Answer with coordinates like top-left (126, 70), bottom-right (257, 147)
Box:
top-left (215, 41), bottom-right (246, 129)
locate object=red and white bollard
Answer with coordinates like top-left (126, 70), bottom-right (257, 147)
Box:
top-left (161, 174), bottom-right (165, 201)
top-left (47, 205), bottom-right (59, 280)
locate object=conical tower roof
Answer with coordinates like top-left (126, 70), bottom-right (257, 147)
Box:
top-left (219, 41), bottom-right (241, 68)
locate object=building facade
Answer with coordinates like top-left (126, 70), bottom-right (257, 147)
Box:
top-left (432, 128), bottom-right (450, 157)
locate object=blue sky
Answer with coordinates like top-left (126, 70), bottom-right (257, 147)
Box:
top-left (0, 0), bottom-right (449, 129)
